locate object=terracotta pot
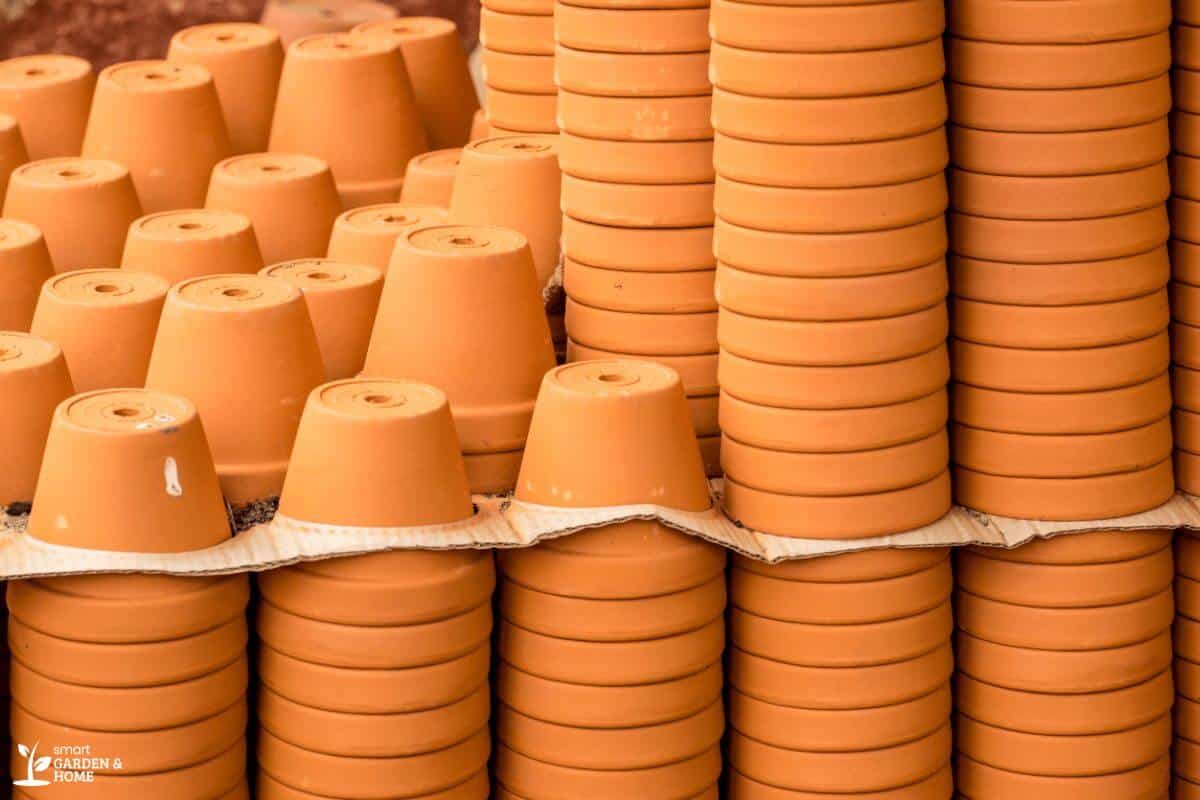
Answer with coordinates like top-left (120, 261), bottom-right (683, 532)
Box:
top-left (950, 163), bottom-right (1168, 221)
top-left (957, 670), bottom-right (1173, 736)
top-left (566, 262), bottom-right (715, 314)
top-left (121, 209), bottom-right (264, 283)
top-left (950, 118), bottom-right (1169, 177)
top-left (497, 660), bottom-right (722, 729)
top-left (728, 641), bottom-right (953, 711)
top-left (269, 33), bottom-right (428, 207)
top-left (1181, 365), bottom-right (1200, 413)
top-left (956, 546), bottom-right (1172, 607)
top-left (0, 113), bottom-right (27, 198)
top-left (555, 5), bottom-right (708, 53)
top-left (0, 333), bottom-right (72, 506)
top-left (3, 157), bottom-right (143, 273)
top-left (953, 291), bottom-right (1167, 349)
top-left (482, 49), bottom-right (555, 94)
top-left (469, 109), bottom-right (489, 141)
top-left (167, 23), bottom-right (284, 154)
top-left (952, 374), bottom-right (1171, 435)
top-left (951, 331), bottom-right (1169, 392)
top-left (24, 389), bottom-right (231, 551)
top-left (710, 0), bottom-right (943, 52)
top-left (1179, 69), bottom-right (1200, 114)
top-left (494, 743), bottom-right (720, 800)
top-left (947, 33), bottom-right (1169, 89)
top-left (259, 260), bottom-right (383, 379)
top-left (257, 728), bottom-right (489, 799)
top-left (0, 55), bottom-right (94, 160)
top-left (726, 765), bottom-right (951, 800)
top-left (558, 89), bottom-right (712, 141)
top-left (400, 148), bottom-right (461, 206)
top-left (559, 134), bottom-right (713, 185)
top-left (0, 220), bottom-right (54, 331)
top-left (947, 0), bottom-right (1170, 42)
top-left (735, 547), bottom-right (948, 583)
top-left (715, 217), bottom-right (945, 278)
top-left (556, 47), bottom-right (710, 97)
top-left (565, 217), bottom-right (714, 272)
top-left (954, 460), bottom-right (1174, 519)
top-left (1177, 197), bottom-right (1200, 245)
top-left (206, 152), bottom-right (342, 265)
top-left (711, 84), bottom-right (945, 145)
top-left (257, 771), bottom-right (487, 799)
top-left (448, 135), bottom-right (562, 289)
top-left (325, 202), bottom-right (448, 270)
top-left (956, 753), bottom-right (1168, 800)
top-left (361, 224), bottom-right (556, 493)
top-left (259, 642), bottom-right (490, 714)
top-left (352, 18), bottom-right (480, 149)
top-left (81, 61), bottom-right (232, 213)
top-left (29, 269), bottom-right (168, 392)
top-left (1180, 110), bottom-right (1200, 156)
top-left (259, 0), bottom-right (397, 45)
top-left (565, 343), bottom-right (718, 396)
top-left (484, 88), bottom-right (558, 134)
top-left (720, 344), bottom-right (948, 409)
top-left (947, 75), bottom-right (1171, 133)
top-left (953, 418), bottom-right (1172, 478)
top-left (480, 8), bottom-right (554, 54)
top-left (8, 573), bottom-right (249, 643)
top-left (144, 274), bottom-right (325, 505)
top-left (566, 299), bottom-right (716, 356)
top-left (1178, 155), bottom-right (1200, 203)
top-left (951, 248), bottom-right (1169, 305)
top-left (562, 176), bottom-right (716, 229)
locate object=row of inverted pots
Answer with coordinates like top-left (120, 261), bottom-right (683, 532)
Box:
top-left (956, 530), bottom-right (1177, 798)
top-left (0, 18), bottom-right (477, 213)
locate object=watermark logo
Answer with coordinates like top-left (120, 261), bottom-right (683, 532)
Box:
top-left (13, 742), bottom-right (50, 787)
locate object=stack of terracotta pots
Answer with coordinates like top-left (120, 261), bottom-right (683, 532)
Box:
top-left (480, 0), bottom-right (556, 133)
top-left (12, 388), bottom-right (250, 797)
top-left (254, 378), bottom-right (492, 799)
top-left (1176, 9), bottom-right (1200, 495)
top-left (1179, 532), bottom-right (1200, 796)
top-left (556, 3), bottom-right (719, 472)
top-left (726, 549), bottom-right (953, 797)
top-left (948, 0), bottom-right (1174, 518)
top-left (494, 360), bottom-right (725, 798)
top-left (955, 531), bottom-right (1174, 797)
top-left (709, 0), bottom-right (951, 534)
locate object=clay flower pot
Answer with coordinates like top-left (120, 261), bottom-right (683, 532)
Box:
top-left (3, 157), bottom-right (143, 273)
top-left (206, 152), bottom-right (343, 266)
top-left (81, 61), bottom-right (232, 213)
top-left (121, 209), bottom-right (264, 283)
top-left (482, 48), bottom-right (555, 95)
top-left (952, 248), bottom-right (1169, 307)
top-left (361, 224), bottom-right (556, 493)
top-left (325, 202), bottom-right (448, 270)
top-left (560, 134), bottom-right (714, 185)
top-left (950, 119), bottom-right (1169, 177)
top-left (0, 333), bottom-right (73, 507)
top-left (0, 219), bottom-right (55, 331)
top-left (449, 135), bottom-right (562, 291)
top-left (29, 269), bottom-right (169, 393)
top-left (948, 0), bottom-right (1169, 43)
top-left (167, 23), bottom-right (285, 154)
top-left (710, 0), bottom-right (944, 52)
top-left (0, 113), bottom-right (27, 200)
top-left (0, 54), bottom-right (94, 160)
top-left (950, 163), bottom-right (1168, 221)
top-left (555, 5), bottom-right (708, 54)
top-left (559, 90), bottom-right (713, 141)
top-left (269, 33), bottom-right (428, 208)
top-left (401, 148), bottom-right (461, 206)
top-left (261, 259), bottom-right (383, 379)
top-left (494, 744), bottom-right (720, 800)
top-left (260, 0), bottom-right (397, 46)
top-left (353, 18), bottom-right (480, 149)
top-left (556, 46), bottom-right (711, 98)
top-left (948, 75), bottom-right (1171, 133)
top-left (144, 274), bottom-right (326, 505)
top-left (25, 388), bottom-right (230, 550)
top-left (565, 217), bottom-right (715, 272)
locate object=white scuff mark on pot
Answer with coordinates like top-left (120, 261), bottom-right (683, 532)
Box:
top-left (164, 457), bottom-right (183, 497)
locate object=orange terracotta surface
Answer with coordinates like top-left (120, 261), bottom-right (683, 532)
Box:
top-left (954, 290), bottom-right (1167, 349)
top-left (566, 299), bottom-right (716, 356)
top-left (353, 18), bottom-right (480, 149)
top-left (0, 333), bottom-right (72, 506)
top-left (257, 770), bottom-right (487, 799)
top-left (1177, 197), bottom-right (1200, 245)
top-left (29, 269), bottom-right (168, 392)
top-left (269, 33), bottom-right (428, 207)
top-left (1177, 69), bottom-right (1200, 114)
top-left (1177, 154), bottom-right (1200, 202)
top-left (1179, 21), bottom-right (1200, 66)
top-left (725, 765), bottom-right (952, 799)
top-left (951, 332), bottom-right (1168, 392)
top-left (953, 205), bottom-right (1169, 262)
top-left (950, 118), bottom-right (1169, 176)
top-left (947, 0), bottom-right (1169, 42)
top-left (955, 460), bottom-right (1174, 519)
top-left (948, 75), bottom-right (1171, 132)
top-left (144, 274), bottom-right (325, 505)
top-left (483, 88), bottom-right (558, 134)
top-left (482, 49), bottom-right (555, 94)
top-left (81, 61), bottom-right (232, 213)
top-left (121, 209), bottom-right (265, 283)
top-left (401, 148), bottom-right (461, 206)
top-left (565, 262), bottom-right (715, 314)
top-left (955, 753), bottom-right (1168, 800)
top-left (0, 114), bottom-right (27, 201)
top-left (325, 202), bottom-right (448, 271)
top-left (167, 23), bottom-right (284, 154)
top-left (564, 217), bottom-right (715, 271)
top-left (564, 0), bottom-right (708, 8)
top-left (0, 220), bottom-right (55, 331)
top-left (1181, 111), bottom-right (1200, 155)
top-left (953, 374), bottom-right (1170, 434)
top-left (469, 108), bottom-right (489, 141)
top-left (260, 260), bottom-right (383, 379)
top-left (1180, 365), bottom-right (1200, 413)
top-left (259, 0), bottom-right (398, 46)
top-left (206, 152), bottom-right (342, 265)
top-left (558, 89), bottom-right (712, 141)
top-left (958, 548), bottom-right (1172, 607)
top-left (567, 342), bottom-right (718, 395)
top-left (449, 135), bottom-right (562, 288)
top-left (494, 743), bottom-right (720, 800)
top-left (557, 47), bottom-right (710, 97)
top-left (3, 157), bottom-right (143, 273)
top-left (709, 0), bottom-right (944, 52)
top-left (736, 547), bottom-right (948, 583)
top-left (0, 55), bottom-right (94, 161)
top-left (559, 134), bottom-right (713, 185)
top-left (1177, 407), bottom-right (1200, 454)
top-left (480, 8), bottom-right (554, 54)
top-left (950, 162), bottom-right (1168, 220)
top-left (554, 5), bottom-right (710, 53)
top-left (951, 248), bottom-right (1169, 305)
top-left (948, 33), bottom-right (1169, 89)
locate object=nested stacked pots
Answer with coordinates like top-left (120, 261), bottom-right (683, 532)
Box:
top-left (494, 360), bottom-right (726, 799)
top-left (1179, 532), bottom-right (1200, 796)
top-left (254, 378), bottom-right (493, 798)
top-left (557, 0), bottom-right (720, 472)
top-left (710, 0), bottom-right (951, 535)
top-left (12, 388), bottom-right (250, 798)
top-left (955, 530), bottom-right (1175, 798)
top-left (480, 0), bottom-right (557, 133)
top-left (948, 0), bottom-right (1175, 518)
top-left (726, 548), bottom-right (954, 798)
top-left (1176, 7), bottom-right (1200, 494)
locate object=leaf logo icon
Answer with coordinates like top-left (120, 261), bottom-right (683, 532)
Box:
top-left (13, 741), bottom-right (51, 787)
